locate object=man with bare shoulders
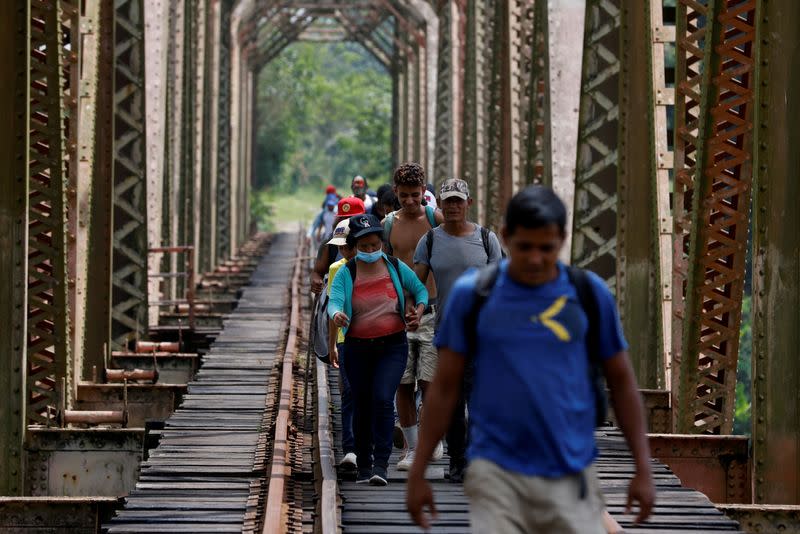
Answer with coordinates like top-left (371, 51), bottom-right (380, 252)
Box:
top-left (382, 163), bottom-right (444, 470)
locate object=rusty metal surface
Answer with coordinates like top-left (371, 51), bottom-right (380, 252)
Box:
top-left (671, 0), bottom-right (714, 411)
top-left (649, 434), bottom-right (751, 504)
top-left (751, 0), bottom-right (800, 505)
top-left (27, 0), bottom-right (72, 426)
top-left (26, 428), bottom-right (146, 497)
top-left (0, 496), bottom-right (121, 531)
top-left (717, 504), bottom-right (800, 533)
top-left (0, 0), bottom-right (30, 496)
top-left (677, 0), bottom-right (757, 435)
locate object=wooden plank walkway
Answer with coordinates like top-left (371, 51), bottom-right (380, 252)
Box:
top-left (329, 367), bottom-right (744, 533)
top-left (104, 233), bottom-right (297, 533)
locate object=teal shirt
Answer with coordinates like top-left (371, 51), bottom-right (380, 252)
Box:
top-left (327, 253), bottom-right (429, 337)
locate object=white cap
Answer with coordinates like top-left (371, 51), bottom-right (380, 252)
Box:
top-left (327, 218), bottom-right (350, 246)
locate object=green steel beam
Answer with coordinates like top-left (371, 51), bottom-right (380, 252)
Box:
top-left (217, 0), bottom-right (233, 262)
top-left (27, 0), bottom-right (71, 425)
top-left (111, 0), bottom-right (148, 349)
top-left (677, 0), bottom-right (756, 435)
top-left (571, 0), bottom-right (620, 288)
top-left (83, 0), bottom-right (115, 379)
top-left (0, 0), bottom-right (29, 495)
top-left (616, 0), bottom-right (663, 389)
top-left (751, 0), bottom-right (800, 504)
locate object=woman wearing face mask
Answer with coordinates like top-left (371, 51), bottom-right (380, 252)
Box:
top-left (328, 213), bottom-right (428, 486)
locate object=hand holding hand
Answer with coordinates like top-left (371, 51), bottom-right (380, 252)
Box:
top-left (333, 312), bottom-right (350, 328)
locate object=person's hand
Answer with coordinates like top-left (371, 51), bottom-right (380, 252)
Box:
top-left (627, 469), bottom-right (655, 524)
top-left (406, 471), bottom-right (437, 530)
top-left (405, 308), bottom-right (420, 332)
top-left (311, 272), bottom-right (324, 294)
top-left (333, 312), bottom-right (350, 328)
top-left (329, 345), bottom-right (339, 368)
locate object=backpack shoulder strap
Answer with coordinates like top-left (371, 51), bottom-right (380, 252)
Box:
top-left (425, 228), bottom-right (435, 260)
top-left (346, 258), bottom-right (358, 282)
top-left (425, 205), bottom-right (438, 228)
top-left (566, 265), bottom-right (608, 427)
top-left (465, 263), bottom-right (502, 355)
top-left (386, 255), bottom-right (401, 274)
top-left (479, 226), bottom-right (491, 264)
top-left (327, 244), bottom-right (339, 267)
top-left (566, 266), bottom-right (600, 357)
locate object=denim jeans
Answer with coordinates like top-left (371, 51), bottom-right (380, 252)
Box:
top-left (337, 343), bottom-right (355, 455)
top-left (343, 334), bottom-right (408, 471)
top-left (446, 356), bottom-right (474, 469)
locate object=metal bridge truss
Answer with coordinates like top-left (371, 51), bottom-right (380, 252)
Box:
top-left (0, 0), bottom-right (798, 504)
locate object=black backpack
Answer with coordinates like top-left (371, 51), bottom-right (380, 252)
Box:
top-left (425, 226), bottom-right (496, 264)
top-left (465, 264), bottom-right (608, 427)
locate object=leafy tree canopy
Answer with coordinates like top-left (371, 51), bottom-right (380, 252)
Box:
top-left (253, 41), bottom-right (392, 194)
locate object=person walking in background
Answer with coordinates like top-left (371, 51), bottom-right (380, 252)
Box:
top-left (412, 178), bottom-right (502, 483)
top-left (382, 163), bottom-right (444, 471)
top-left (328, 214), bottom-right (429, 486)
top-left (351, 175), bottom-right (376, 213)
top-left (310, 196), bottom-right (365, 295)
top-left (325, 218), bottom-right (358, 473)
top-left (406, 186), bottom-right (654, 532)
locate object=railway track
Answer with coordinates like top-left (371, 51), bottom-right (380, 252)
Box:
top-left (105, 230), bottom-right (746, 534)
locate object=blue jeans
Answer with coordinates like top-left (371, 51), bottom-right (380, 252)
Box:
top-left (337, 343), bottom-right (355, 455)
top-left (343, 334), bottom-right (408, 471)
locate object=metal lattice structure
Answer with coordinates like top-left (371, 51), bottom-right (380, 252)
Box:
top-left (111, 0), bottom-right (148, 350)
top-left (27, 0), bottom-right (71, 425)
top-left (677, 0), bottom-right (757, 435)
top-left (571, 0), bottom-right (620, 288)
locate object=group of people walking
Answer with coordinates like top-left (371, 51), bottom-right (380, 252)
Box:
top-left (308, 163), bottom-right (655, 533)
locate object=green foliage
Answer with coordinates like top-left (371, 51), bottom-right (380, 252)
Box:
top-left (251, 186), bottom-right (325, 232)
top-left (253, 42), bottom-right (392, 193)
top-left (733, 295), bottom-right (752, 435)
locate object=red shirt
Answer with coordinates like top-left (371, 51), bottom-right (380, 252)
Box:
top-left (348, 270), bottom-right (405, 339)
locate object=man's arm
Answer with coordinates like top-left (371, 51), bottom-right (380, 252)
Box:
top-left (407, 348), bottom-right (465, 529)
top-left (434, 209), bottom-right (445, 225)
top-left (604, 352), bottom-right (655, 523)
top-left (327, 319), bottom-right (339, 368)
top-left (311, 243), bottom-right (329, 294)
top-left (413, 263), bottom-right (430, 285)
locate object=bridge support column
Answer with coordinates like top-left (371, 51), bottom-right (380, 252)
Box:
top-left (751, 0), bottom-right (800, 504)
top-left (0, 1), bottom-right (29, 496)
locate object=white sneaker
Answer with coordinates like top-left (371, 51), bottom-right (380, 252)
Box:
top-left (340, 452), bottom-right (357, 470)
top-left (432, 440), bottom-right (444, 461)
top-left (397, 449), bottom-right (415, 471)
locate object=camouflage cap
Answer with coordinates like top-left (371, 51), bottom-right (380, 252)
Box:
top-left (440, 178), bottom-right (469, 200)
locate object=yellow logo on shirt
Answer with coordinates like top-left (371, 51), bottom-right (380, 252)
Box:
top-left (530, 296), bottom-right (571, 342)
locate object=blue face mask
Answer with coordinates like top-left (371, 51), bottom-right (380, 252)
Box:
top-left (357, 250), bottom-right (383, 264)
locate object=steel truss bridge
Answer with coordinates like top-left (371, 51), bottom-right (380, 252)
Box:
top-left (0, 0), bottom-right (798, 531)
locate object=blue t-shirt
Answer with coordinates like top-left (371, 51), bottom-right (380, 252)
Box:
top-left (434, 260), bottom-right (627, 477)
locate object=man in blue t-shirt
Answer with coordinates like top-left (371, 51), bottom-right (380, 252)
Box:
top-left (406, 186), bottom-right (654, 533)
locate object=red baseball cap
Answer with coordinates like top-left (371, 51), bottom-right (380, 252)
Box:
top-left (325, 184), bottom-right (336, 194)
top-left (337, 196), bottom-right (365, 217)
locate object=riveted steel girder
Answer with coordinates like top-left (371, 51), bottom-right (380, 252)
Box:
top-left (433, 0), bottom-right (461, 185)
top-left (460, 0), bottom-right (486, 222)
top-left (571, 0), bottom-right (620, 288)
top-left (27, 0), bottom-right (71, 425)
top-left (217, 0), bottom-right (234, 262)
top-left (677, 0), bottom-right (757, 435)
top-left (751, 0), bottom-right (800, 504)
top-left (111, 0), bottom-right (149, 350)
top-left (0, 0), bottom-right (29, 495)
top-left (671, 0), bottom-right (713, 409)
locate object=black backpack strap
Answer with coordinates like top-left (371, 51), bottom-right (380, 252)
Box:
top-left (480, 226), bottom-right (491, 264)
top-left (386, 255), bottom-right (401, 274)
top-left (327, 244), bottom-right (339, 268)
top-left (566, 266), bottom-right (608, 427)
top-left (425, 229), bottom-right (435, 260)
top-left (465, 263), bottom-right (501, 356)
top-left (346, 258), bottom-right (358, 282)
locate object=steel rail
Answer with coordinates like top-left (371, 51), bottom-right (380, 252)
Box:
top-left (261, 234), bottom-right (304, 534)
top-left (315, 358), bottom-right (340, 534)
